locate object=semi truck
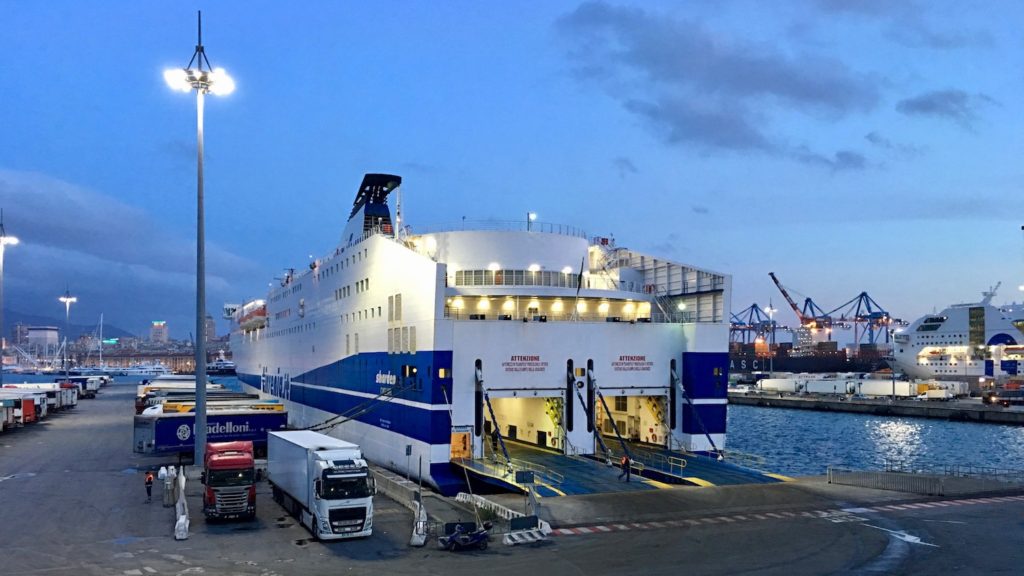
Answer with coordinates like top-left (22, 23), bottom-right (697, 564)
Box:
top-left (132, 410), bottom-right (288, 455)
top-left (267, 431), bottom-right (375, 540)
top-left (202, 441), bottom-right (256, 520)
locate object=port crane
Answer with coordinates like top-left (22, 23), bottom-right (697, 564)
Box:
top-left (827, 292), bottom-right (893, 345)
top-left (730, 303), bottom-right (777, 344)
top-left (768, 272), bottom-right (834, 335)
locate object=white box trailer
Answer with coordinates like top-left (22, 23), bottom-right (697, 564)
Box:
top-left (0, 390), bottom-right (45, 424)
top-left (267, 431), bottom-right (375, 540)
top-left (61, 377), bottom-right (102, 399)
top-left (0, 397), bottom-right (15, 430)
top-left (759, 376), bottom-right (917, 397)
top-left (5, 383), bottom-right (79, 411)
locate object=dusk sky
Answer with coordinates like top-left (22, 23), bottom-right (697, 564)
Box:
top-left (1, 1), bottom-right (1022, 339)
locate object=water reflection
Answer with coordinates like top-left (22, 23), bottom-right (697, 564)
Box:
top-left (727, 404), bottom-right (1024, 477)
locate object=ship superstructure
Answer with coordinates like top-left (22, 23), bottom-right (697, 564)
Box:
top-left (892, 288), bottom-right (1024, 385)
top-left (230, 174), bottom-right (732, 494)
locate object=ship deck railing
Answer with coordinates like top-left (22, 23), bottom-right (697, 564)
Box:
top-left (414, 220), bottom-right (588, 239)
top-left (443, 309), bottom-right (701, 324)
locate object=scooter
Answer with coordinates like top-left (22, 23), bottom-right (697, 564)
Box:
top-left (438, 521), bottom-right (492, 551)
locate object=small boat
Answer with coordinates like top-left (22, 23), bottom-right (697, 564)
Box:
top-left (207, 358), bottom-right (236, 375)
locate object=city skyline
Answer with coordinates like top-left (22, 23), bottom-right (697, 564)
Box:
top-left (1, 1), bottom-right (1022, 338)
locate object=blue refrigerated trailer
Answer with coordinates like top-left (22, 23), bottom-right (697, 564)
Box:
top-left (133, 410), bottom-right (289, 455)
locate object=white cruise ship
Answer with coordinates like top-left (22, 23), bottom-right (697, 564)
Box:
top-left (229, 174), bottom-right (732, 494)
top-left (892, 288), bottom-right (1024, 384)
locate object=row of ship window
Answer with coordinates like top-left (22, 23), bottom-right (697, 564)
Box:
top-left (266, 321), bottom-right (317, 339)
top-left (333, 277), bottom-right (370, 300)
top-left (270, 248), bottom-right (372, 304)
top-left (316, 248), bottom-right (370, 281)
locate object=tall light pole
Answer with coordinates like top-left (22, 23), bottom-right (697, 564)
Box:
top-left (890, 328), bottom-right (897, 401)
top-left (765, 303), bottom-right (777, 377)
top-left (0, 211), bottom-right (18, 387)
top-left (59, 289), bottom-right (76, 382)
top-left (165, 11), bottom-right (234, 465)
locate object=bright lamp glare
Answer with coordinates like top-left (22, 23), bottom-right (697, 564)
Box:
top-left (0, 235), bottom-right (18, 246)
top-left (164, 68), bottom-right (193, 92)
top-left (208, 68), bottom-right (235, 95)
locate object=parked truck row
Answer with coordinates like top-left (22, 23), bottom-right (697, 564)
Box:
top-left (0, 376), bottom-right (110, 432)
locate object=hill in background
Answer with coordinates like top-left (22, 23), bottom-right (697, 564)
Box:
top-left (3, 308), bottom-right (136, 340)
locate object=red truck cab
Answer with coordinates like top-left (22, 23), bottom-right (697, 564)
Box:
top-left (202, 441), bottom-right (256, 520)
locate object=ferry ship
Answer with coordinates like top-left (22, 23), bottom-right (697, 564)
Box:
top-left (229, 174), bottom-right (732, 495)
top-left (892, 288), bottom-right (1024, 384)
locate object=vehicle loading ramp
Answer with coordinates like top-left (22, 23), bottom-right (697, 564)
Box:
top-left (612, 438), bottom-right (783, 487)
top-left (452, 441), bottom-right (660, 497)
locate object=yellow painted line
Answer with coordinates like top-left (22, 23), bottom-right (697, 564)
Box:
top-left (643, 479), bottom-right (675, 490)
top-left (536, 482), bottom-right (566, 497)
top-left (684, 477), bottom-right (716, 487)
top-left (764, 473), bottom-right (796, 482)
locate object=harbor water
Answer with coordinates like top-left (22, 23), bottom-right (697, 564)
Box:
top-left (727, 403), bottom-right (1024, 477)
top-left (14, 373), bottom-right (1024, 479)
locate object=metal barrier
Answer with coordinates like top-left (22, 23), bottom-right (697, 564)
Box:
top-left (510, 458), bottom-right (564, 486)
top-left (880, 459), bottom-right (1024, 494)
top-left (828, 467), bottom-right (946, 495)
top-left (630, 449), bottom-right (687, 477)
top-left (720, 450), bottom-right (767, 472)
top-left (464, 455), bottom-right (565, 487)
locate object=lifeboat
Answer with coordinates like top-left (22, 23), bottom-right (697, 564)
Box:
top-left (238, 301), bottom-right (268, 332)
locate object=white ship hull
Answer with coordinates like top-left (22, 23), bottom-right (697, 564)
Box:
top-left (231, 174), bottom-right (733, 494)
top-left (892, 294), bottom-right (1024, 385)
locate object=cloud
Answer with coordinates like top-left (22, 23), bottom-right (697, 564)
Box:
top-left (612, 156), bottom-right (638, 178)
top-left (864, 130), bottom-right (923, 158)
top-left (895, 89), bottom-right (996, 129)
top-left (810, 0), bottom-right (992, 50)
top-left (0, 169), bottom-right (260, 337)
top-left (811, 0), bottom-right (906, 16)
top-left (556, 1), bottom-right (879, 165)
top-left (623, 97), bottom-right (772, 151)
top-left (886, 22), bottom-right (993, 50)
top-left (792, 148), bottom-right (867, 172)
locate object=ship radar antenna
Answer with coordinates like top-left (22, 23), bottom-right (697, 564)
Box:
top-left (981, 281), bottom-right (1001, 305)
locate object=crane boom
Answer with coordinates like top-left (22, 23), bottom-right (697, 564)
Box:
top-left (769, 272), bottom-right (806, 324)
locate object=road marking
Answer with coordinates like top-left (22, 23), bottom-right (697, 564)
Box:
top-left (864, 524), bottom-right (939, 547)
top-left (143, 568), bottom-right (157, 574)
top-left (548, 494), bottom-right (1024, 537)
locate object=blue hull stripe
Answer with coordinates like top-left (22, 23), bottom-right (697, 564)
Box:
top-left (238, 350), bottom-right (455, 445)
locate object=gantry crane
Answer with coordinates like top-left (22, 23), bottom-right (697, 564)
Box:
top-left (768, 272), bottom-right (833, 334)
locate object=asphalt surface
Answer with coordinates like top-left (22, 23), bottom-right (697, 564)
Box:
top-left (2, 379), bottom-right (1023, 575)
